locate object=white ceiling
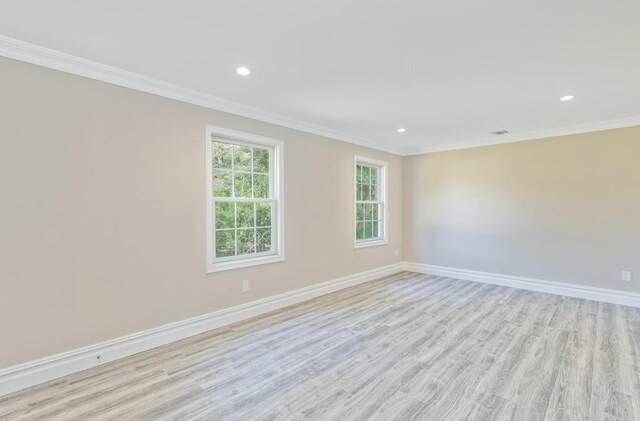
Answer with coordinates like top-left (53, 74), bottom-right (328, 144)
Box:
top-left (1, 0), bottom-right (639, 154)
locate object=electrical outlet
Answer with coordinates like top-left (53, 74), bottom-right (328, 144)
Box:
top-left (242, 279), bottom-right (250, 292)
top-left (395, 249), bottom-right (399, 257)
top-left (622, 271), bottom-right (632, 282)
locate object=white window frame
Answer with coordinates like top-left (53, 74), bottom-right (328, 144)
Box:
top-left (354, 156), bottom-right (388, 249)
top-left (206, 126), bottom-right (284, 273)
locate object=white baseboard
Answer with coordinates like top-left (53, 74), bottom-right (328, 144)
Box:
top-left (404, 262), bottom-right (640, 308)
top-left (7, 261), bottom-right (635, 398)
top-left (0, 263), bottom-right (404, 398)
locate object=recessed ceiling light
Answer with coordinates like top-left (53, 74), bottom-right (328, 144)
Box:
top-left (397, 128), bottom-right (406, 133)
top-left (560, 95), bottom-right (574, 101)
top-left (236, 67), bottom-right (251, 76)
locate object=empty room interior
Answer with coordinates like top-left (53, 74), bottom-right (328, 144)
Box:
top-left (1, 2), bottom-right (640, 420)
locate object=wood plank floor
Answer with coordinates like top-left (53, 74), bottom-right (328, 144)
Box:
top-left (2, 272), bottom-right (640, 420)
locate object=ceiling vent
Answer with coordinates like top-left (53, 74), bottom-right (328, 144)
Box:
top-left (491, 130), bottom-right (509, 136)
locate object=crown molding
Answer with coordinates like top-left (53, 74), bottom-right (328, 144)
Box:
top-left (0, 35), bottom-right (403, 156)
top-left (404, 115), bottom-right (640, 155)
top-left (2, 35), bottom-right (639, 157)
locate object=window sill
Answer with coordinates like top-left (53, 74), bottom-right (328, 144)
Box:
top-left (354, 239), bottom-right (388, 249)
top-left (207, 254), bottom-right (284, 273)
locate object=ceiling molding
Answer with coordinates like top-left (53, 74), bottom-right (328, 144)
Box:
top-left (404, 115), bottom-right (640, 155)
top-left (2, 34), bottom-right (639, 157)
top-left (0, 35), bottom-right (404, 156)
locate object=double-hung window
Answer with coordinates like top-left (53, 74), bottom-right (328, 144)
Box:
top-left (206, 126), bottom-right (284, 272)
top-left (354, 156), bottom-right (388, 248)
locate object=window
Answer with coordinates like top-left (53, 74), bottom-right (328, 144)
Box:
top-left (206, 126), bottom-right (284, 272)
top-left (354, 156), bottom-right (388, 248)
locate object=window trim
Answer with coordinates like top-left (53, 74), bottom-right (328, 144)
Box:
top-left (206, 126), bottom-right (284, 273)
top-left (353, 155), bottom-right (388, 249)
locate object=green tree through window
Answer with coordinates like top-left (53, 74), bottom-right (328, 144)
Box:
top-left (212, 141), bottom-right (274, 259)
top-left (355, 157), bottom-right (386, 246)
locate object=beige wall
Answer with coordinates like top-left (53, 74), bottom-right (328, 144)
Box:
top-left (0, 57), bottom-right (403, 369)
top-left (404, 126), bottom-right (640, 293)
top-left (3, 53), bottom-right (639, 371)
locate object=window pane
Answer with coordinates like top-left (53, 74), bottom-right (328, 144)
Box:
top-left (236, 203), bottom-right (255, 228)
top-left (234, 173), bottom-right (252, 197)
top-left (355, 160), bottom-right (385, 245)
top-left (370, 167), bottom-right (378, 184)
top-left (363, 204), bottom-right (372, 222)
top-left (370, 183), bottom-right (377, 201)
top-left (356, 222), bottom-right (365, 240)
top-left (215, 202), bottom-right (234, 229)
top-left (356, 203), bottom-right (365, 222)
top-left (234, 146), bottom-right (252, 171)
top-left (256, 203), bottom-right (272, 227)
top-left (253, 148), bottom-right (269, 173)
top-left (256, 228), bottom-right (271, 252)
top-left (236, 228), bottom-right (255, 255)
top-left (365, 221), bottom-right (374, 238)
top-left (209, 135), bottom-right (279, 266)
top-left (254, 174), bottom-right (269, 198)
top-left (362, 166), bottom-right (370, 183)
top-left (213, 170), bottom-right (232, 197)
top-left (362, 184), bottom-right (371, 201)
top-left (215, 230), bottom-right (235, 257)
top-left (212, 142), bottom-right (233, 169)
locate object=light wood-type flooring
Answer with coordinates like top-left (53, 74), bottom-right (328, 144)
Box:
top-left (2, 272), bottom-right (640, 420)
